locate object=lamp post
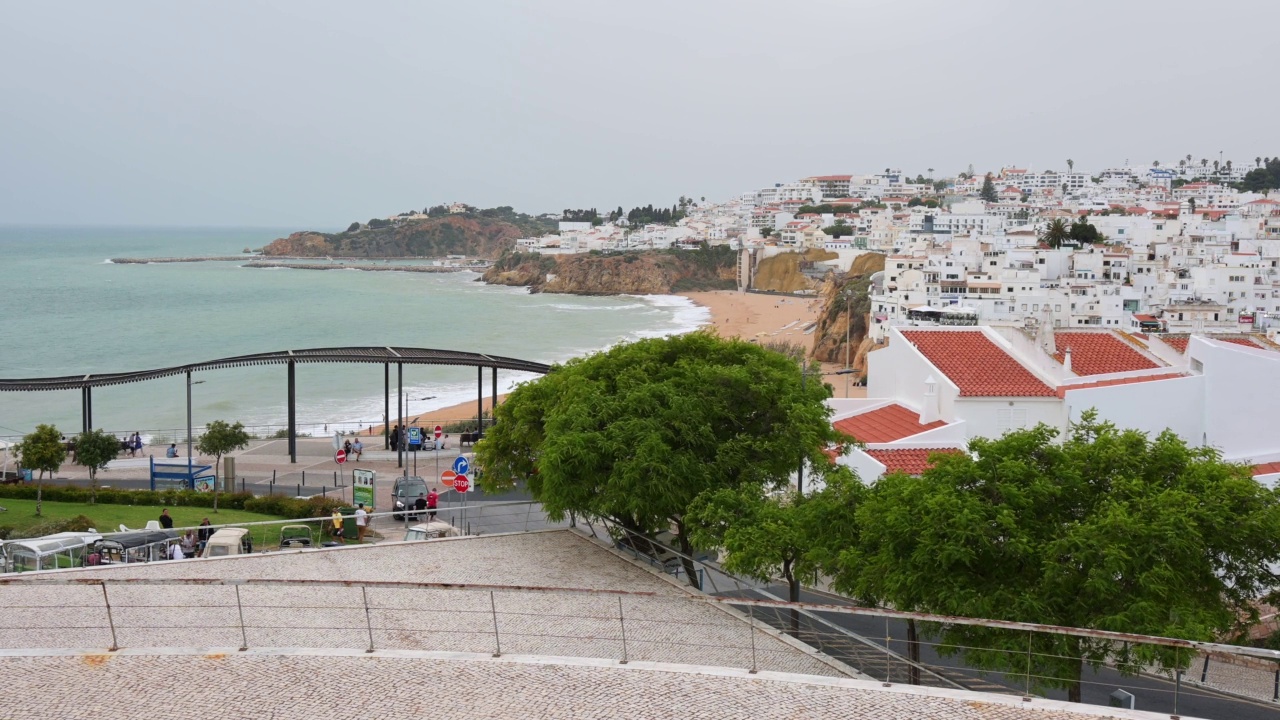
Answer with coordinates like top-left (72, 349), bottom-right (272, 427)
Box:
top-left (186, 372), bottom-right (205, 479)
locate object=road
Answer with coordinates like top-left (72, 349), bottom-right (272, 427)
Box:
top-left (724, 585), bottom-right (1278, 720)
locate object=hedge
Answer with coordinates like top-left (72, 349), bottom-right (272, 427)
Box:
top-left (0, 485), bottom-right (342, 520)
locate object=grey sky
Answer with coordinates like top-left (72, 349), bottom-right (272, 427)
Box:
top-left (0, 0), bottom-right (1273, 228)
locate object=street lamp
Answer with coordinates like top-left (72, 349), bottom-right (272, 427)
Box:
top-left (186, 372), bottom-right (205, 480)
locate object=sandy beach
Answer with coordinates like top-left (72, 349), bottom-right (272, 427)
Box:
top-left (372, 290), bottom-right (853, 433)
top-left (679, 290), bottom-right (820, 347)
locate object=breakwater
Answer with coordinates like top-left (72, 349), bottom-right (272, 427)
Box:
top-left (242, 261), bottom-right (474, 273)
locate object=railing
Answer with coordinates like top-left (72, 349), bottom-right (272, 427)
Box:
top-left (0, 417), bottom-right (498, 447)
top-left (582, 518), bottom-right (1280, 716)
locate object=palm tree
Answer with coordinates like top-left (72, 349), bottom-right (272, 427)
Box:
top-left (1186, 154), bottom-right (1192, 164)
top-left (1201, 158), bottom-right (1208, 169)
top-left (1257, 157), bottom-right (1263, 168)
top-left (1213, 160), bottom-right (1220, 173)
top-left (1179, 159), bottom-right (1186, 168)
top-left (1041, 218), bottom-right (1070, 249)
top-left (928, 167), bottom-right (934, 179)
top-left (1226, 160), bottom-right (1233, 174)
top-left (1067, 159), bottom-right (1074, 173)
top-left (1153, 160), bottom-right (1160, 168)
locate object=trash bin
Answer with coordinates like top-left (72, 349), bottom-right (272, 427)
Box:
top-left (338, 507), bottom-right (359, 540)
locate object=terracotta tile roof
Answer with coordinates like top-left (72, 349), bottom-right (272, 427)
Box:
top-left (834, 404), bottom-right (946, 443)
top-left (1158, 335), bottom-right (1190, 354)
top-left (1052, 332), bottom-right (1162, 376)
top-left (866, 448), bottom-right (963, 476)
top-left (900, 330), bottom-right (1055, 397)
top-left (1211, 335), bottom-right (1261, 348)
top-left (1253, 461), bottom-right (1280, 477)
top-left (1056, 373), bottom-right (1185, 398)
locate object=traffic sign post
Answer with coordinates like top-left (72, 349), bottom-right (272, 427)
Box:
top-left (454, 474), bottom-right (469, 493)
top-left (440, 470), bottom-right (457, 488)
top-left (452, 456), bottom-right (470, 476)
top-left (434, 425), bottom-right (442, 440)
top-left (335, 449), bottom-right (347, 464)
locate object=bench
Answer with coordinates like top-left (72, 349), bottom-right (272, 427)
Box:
top-left (459, 431), bottom-right (481, 447)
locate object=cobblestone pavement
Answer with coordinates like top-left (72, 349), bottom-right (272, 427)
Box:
top-left (0, 532), bottom-right (842, 677)
top-left (0, 653), bottom-right (1161, 720)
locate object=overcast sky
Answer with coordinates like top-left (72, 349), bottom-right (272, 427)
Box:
top-left (0, 1), bottom-right (1273, 228)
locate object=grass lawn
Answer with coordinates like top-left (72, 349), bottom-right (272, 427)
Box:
top-left (0, 498), bottom-right (286, 536)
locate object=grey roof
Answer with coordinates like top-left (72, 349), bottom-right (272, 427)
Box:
top-left (0, 347), bottom-right (552, 392)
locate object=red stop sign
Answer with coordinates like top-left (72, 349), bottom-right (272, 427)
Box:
top-left (335, 449), bottom-right (347, 464)
top-left (454, 474), bottom-right (469, 493)
top-left (434, 425), bottom-right (443, 439)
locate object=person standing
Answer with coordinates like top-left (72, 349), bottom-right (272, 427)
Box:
top-left (389, 425), bottom-right (400, 452)
top-left (330, 509), bottom-right (344, 542)
top-left (426, 488), bottom-right (438, 521)
top-left (159, 508), bottom-right (174, 529)
top-left (132, 432), bottom-right (143, 457)
top-left (354, 503), bottom-right (368, 542)
top-left (197, 518), bottom-right (213, 552)
top-left (413, 493), bottom-right (427, 520)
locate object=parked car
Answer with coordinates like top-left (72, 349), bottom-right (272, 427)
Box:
top-left (201, 528), bottom-right (253, 558)
top-left (403, 521), bottom-right (460, 542)
top-left (392, 475), bottom-right (429, 520)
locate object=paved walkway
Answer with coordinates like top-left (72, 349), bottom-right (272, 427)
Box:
top-left (0, 652), bottom-right (1170, 720)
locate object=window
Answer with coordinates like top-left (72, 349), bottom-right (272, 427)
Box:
top-left (996, 408), bottom-right (1028, 434)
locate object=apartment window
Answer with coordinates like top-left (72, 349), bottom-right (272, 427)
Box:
top-left (1021, 304), bottom-right (1027, 311)
top-left (1055, 305), bottom-right (1061, 311)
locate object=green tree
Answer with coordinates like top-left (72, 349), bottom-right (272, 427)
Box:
top-left (1040, 218), bottom-right (1070, 248)
top-left (835, 413), bottom-right (1280, 702)
top-left (1068, 218), bottom-right (1101, 244)
top-left (74, 429), bottom-right (120, 505)
top-left (197, 420), bottom-right (250, 513)
top-left (1066, 158), bottom-right (1074, 173)
top-left (979, 173), bottom-right (997, 202)
top-left (346, 222), bottom-right (360, 233)
top-left (687, 470), bottom-right (864, 629)
top-left (475, 333), bottom-right (842, 583)
top-left (15, 424), bottom-right (66, 516)
top-left (823, 220), bottom-right (854, 237)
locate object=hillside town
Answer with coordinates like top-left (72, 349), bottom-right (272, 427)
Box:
top-left (513, 159), bottom-right (1280, 341)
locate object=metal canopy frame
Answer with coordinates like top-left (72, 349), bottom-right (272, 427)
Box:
top-left (0, 347), bottom-right (551, 464)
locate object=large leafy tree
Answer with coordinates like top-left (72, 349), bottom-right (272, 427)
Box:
top-left (979, 173), bottom-right (998, 202)
top-left (74, 429), bottom-right (120, 505)
top-left (476, 332), bottom-right (842, 581)
top-left (687, 470), bottom-right (864, 630)
top-left (16, 424), bottom-right (67, 516)
top-left (835, 412), bottom-right (1280, 702)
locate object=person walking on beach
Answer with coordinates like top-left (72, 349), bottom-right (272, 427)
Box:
top-left (354, 503), bottom-right (369, 542)
top-left (159, 508), bottom-right (174, 529)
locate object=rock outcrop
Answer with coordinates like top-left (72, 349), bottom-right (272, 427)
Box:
top-left (482, 246), bottom-right (738, 295)
top-left (810, 253), bottom-right (886, 371)
top-left (752, 249), bottom-right (837, 293)
top-left (261, 216), bottom-right (524, 259)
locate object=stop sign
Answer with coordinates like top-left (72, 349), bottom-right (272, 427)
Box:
top-left (335, 449), bottom-right (347, 464)
top-left (454, 474), bottom-right (469, 493)
top-left (434, 425), bottom-right (443, 439)
top-left (440, 470), bottom-right (457, 488)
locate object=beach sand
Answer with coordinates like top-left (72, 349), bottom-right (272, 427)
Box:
top-left (371, 290), bottom-right (856, 432)
top-left (679, 290), bottom-right (820, 347)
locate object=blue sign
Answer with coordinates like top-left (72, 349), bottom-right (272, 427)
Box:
top-left (453, 456), bottom-right (470, 476)
top-left (408, 427), bottom-right (422, 444)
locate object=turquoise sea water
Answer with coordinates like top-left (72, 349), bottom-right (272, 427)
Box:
top-left (0, 226), bottom-right (708, 439)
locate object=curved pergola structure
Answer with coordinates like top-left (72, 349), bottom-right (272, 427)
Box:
top-left (0, 347), bottom-right (553, 464)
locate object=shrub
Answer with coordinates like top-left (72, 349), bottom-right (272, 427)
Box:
top-left (11, 515), bottom-right (97, 539)
top-left (0, 485), bottom-right (256, 511)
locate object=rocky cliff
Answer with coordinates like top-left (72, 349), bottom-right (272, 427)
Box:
top-left (261, 216), bottom-right (524, 259)
top-left (482, 246), bottom-right (738, 295)
top-left (810, 252), bottom-right (886, 373)
top-left (752, 249), bottom-right (838, 293)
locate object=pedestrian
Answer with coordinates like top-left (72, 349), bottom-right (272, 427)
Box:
top-left (166, 443), bottom-right (178, 458)
top-left (414, 493), bottom-right (427, 520)
top-left (330, 509), bottom-right (344, 542)
top-left (352, 438), bottom-right (363, 460)
top-left (390, 424), bottom-right (400, 452)
top-left (354, 503), bottom-right (369, 541)
top-left (159, 508), bottom-right (174, 529)
top-left (426, 487), bottom-right (438, 521)
top-left (169, 542), bottom-right (185, 560)
top-left (132, 432), bottom-right (143, 457)
top-left (197, 518), bottom-right (212, 552)
top-left (343, 439), bottom-right (353, 457)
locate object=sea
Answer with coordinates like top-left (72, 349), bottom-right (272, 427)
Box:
top-left (0, 226), bottom-right (709, 441)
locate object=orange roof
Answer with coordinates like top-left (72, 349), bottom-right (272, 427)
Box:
top-left (1253, 461), bottom-right (1280, 477)
top-left (1056, 373), bottom-right (1185, 398)
top-left (809, 175), bottom-right (853, 182)
top-left (1159, 335), bottom-right (1190, 354)
top-left (866, 448), bottom-right (963, 476)
top-left (901, 330), bottom-right (1055, 397)
top-left (834, 404), bottom-right (946, 443)
top-left (1212, 335), bottom-right (1261, 348)
top-left (1052, 332), bottom-right (1162, 376)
